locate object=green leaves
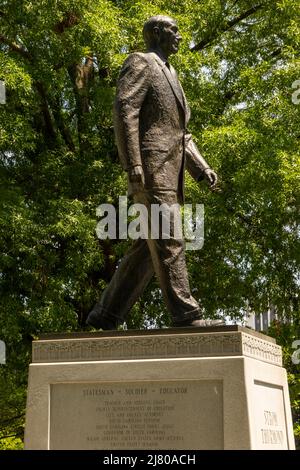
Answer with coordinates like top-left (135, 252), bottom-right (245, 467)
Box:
top-left (0, 0), bottom-right (299, 447)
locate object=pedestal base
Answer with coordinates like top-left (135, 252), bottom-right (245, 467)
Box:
top-left (24, 326), bottom-right (295, 450)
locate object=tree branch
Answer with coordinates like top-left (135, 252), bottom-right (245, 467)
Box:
top-left (53, 11), bottom-right (80, 34)
top-left (0, 433), bottom-right (20, 440)
top-left (49, 96), bottom-right (76, 152)
top-left (227, 3), bottom-right (263, 28)
top-left (0, 34), bottom-right (32, 60)
top-left (191, 4), bottom-right (263, 52)
top-left (34, 81), bottom-right (57, 143)
top-left (68, 57), bottom-right (94, 153)
top-left (0, 413), bottom-right (25, 426)
top-left (270, 47), bottom-right (282, 58)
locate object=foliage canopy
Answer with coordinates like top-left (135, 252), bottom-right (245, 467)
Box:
top-left (0, 0), bottom-right (299, 447)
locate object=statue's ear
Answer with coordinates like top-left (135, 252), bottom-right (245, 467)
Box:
top-left (153, 26), bottom-right (160, 41)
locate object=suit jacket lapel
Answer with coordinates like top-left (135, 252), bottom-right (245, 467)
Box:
top-left (152, 54), bottom-right (186, 113)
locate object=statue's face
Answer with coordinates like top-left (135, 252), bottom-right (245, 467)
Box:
top-left (158, 20), bottom-right (182, 56)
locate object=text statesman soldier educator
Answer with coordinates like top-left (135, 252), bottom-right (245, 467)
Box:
top-left (87, 15), bottom-right (224, 329)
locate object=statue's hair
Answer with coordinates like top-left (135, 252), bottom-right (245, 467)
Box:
top-left (143, 15), bottom-right (175, 47)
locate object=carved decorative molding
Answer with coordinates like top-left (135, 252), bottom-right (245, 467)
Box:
top-left (32, 331), bottom-right (282, 366)
top-left (241, 332), bottom-right (282, 366)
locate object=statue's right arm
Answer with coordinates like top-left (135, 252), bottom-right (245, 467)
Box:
top-left (114, 53), bottom-right (150, 171)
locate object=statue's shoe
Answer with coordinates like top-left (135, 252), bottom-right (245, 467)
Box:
top-left (172, 318), bottom-right (225, 327)
top-left (86, 309), bottom-right (117, 330)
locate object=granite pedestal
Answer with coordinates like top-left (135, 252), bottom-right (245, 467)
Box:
top-left (24, 326), bottom-right (295, 450)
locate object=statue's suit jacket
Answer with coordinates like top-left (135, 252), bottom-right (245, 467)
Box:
top-left (114, 51), bottom-right (210, 203)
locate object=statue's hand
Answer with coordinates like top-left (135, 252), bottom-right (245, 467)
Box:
top-left (203, 168), bottom-right (218, 191)
top-left (128, 165), bottom-right (145, 192)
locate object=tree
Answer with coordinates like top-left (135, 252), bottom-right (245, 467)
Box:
top-left (0, 0), bottom-right (299, 447)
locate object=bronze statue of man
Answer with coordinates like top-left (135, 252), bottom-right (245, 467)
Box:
top-left (87, 15), bottom-right (223, 329)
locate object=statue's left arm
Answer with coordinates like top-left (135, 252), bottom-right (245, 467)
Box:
top-left (185, 132), bottom-right (218, 188)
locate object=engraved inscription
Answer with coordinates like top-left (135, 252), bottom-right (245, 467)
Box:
top-left (49, 380), bottom-right (223, 450)
top-left (264, 410), bottom-right (278, 426)
top-left (253, 381), bottom-right (288, 449)
top-left (260, 410), bottom-right (284, 445)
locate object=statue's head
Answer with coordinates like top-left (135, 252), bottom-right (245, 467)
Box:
top-left (143, 15), bottom-right (182, 57)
